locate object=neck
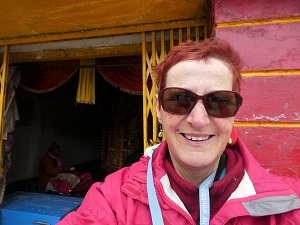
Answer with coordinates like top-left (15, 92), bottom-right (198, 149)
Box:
top-left (170, 155), bottom-right (220, 186)
top-left (48, 152), bottom-right (58, 159)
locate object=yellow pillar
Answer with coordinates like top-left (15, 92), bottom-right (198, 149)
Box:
top-left (0, 45), bottom-right (9, 174)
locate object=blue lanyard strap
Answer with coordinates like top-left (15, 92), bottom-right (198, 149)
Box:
top-left (199, 170), bottom-right (216, 225)
top-left (147, 151), bottom-right (216, 225)
top-left (147, 153), bottom-right (164, 225)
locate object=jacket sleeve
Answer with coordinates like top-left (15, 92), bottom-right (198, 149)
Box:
top-left (57, 182), bottom-right (120, 225)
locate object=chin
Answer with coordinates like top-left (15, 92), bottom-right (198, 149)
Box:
top-left (184, 155), bottom-right (214, 168)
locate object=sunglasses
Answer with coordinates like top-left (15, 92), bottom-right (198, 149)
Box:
top-left (158, 87), bottom-right (243, 118)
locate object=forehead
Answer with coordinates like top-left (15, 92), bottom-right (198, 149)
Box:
top-left (165, 58), bottom-right (233, 91)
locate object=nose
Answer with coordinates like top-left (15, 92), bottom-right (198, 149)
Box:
top-left (186, 100), bottom-right (210, 128)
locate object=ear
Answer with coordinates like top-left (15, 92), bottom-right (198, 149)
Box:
top-left (228, 127), bottom-right (238, 146)
top-left (156, 94), bottom-right (162, 123)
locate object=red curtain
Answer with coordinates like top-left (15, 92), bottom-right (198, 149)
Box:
top-left (96, 56), bottom-right (142, 95)
top-left (19, 56), bottom-right (143, 95)
top-left (20, 60), bottom-right (80, 93)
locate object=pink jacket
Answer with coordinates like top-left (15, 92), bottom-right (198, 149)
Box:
top-left (58, 138), bottom-right (300, 225)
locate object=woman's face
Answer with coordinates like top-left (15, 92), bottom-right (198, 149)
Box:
top-left (51, 149), bottom-right (60, 157)
top-left (156, 58), bottom-right (235, 176)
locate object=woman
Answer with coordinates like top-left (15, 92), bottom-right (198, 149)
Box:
top-left (37, 142), bottom-right (71, 192)
top-left (58, 38), bottom-right (300, 224)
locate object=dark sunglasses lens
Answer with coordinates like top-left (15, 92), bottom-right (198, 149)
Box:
top-left (204, 92), bottom-right (240, 117)
top-left (162, 89), bottom-right (195, 114)
top-left (161, 88), bottom-right (242, 118)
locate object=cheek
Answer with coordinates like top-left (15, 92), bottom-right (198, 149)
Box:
top-left (214, 118), bottom-right (234, 137)
top-left (160, 113), bottom-right (184, 137)
top-left (160, 110), bottom-right (182, 125)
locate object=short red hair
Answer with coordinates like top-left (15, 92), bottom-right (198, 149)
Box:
top-left (154, 37), bottom-right (243, 93)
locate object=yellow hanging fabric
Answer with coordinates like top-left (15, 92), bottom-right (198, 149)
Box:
top-left (76, 58), bottom-right (96, 105)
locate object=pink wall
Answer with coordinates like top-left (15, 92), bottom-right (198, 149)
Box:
top-left (212, 0), bottom-right (300, 178)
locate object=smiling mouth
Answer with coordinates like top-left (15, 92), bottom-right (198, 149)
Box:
top-left (183, 134), bottom-right (211, 141)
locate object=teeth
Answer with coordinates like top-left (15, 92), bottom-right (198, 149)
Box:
top-left (185, 134), bottom-right (210, 141)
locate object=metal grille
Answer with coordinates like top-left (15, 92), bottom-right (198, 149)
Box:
top-left (142, 26), bottom-right (205, 148)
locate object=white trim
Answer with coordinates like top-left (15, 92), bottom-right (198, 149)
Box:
top-left (144, 144), bottom-right (160, 157)
top-left (228, 171), bottom-right (256, 201)
top-left (160, 174), bottom-right (189, 214)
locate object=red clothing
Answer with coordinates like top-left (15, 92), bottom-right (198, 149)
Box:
top-left (165, 146), bottom-right (244, 222)
top-left (58, 138), bottom-right (300, 225)
top-left (37, 152), bottom-right (67, 191)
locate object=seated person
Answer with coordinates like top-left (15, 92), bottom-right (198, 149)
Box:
top-left (38, 142), bottom-right (93, 196)
top-left (37, 142), bottom-right (72, 192)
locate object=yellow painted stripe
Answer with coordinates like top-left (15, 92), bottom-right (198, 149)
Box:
top-left (216, 16), bottom-right (300, 28)
top-left (241, 70), bottom-right (300, 78)
top-left (234, 121), bottom-right (300, 128)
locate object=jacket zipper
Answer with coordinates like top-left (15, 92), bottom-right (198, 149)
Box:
top-left (155, 182), bottom-right (197, 225)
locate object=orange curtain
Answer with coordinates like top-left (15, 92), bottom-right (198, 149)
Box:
top-left (76, 59), bottom-right (96, 104)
